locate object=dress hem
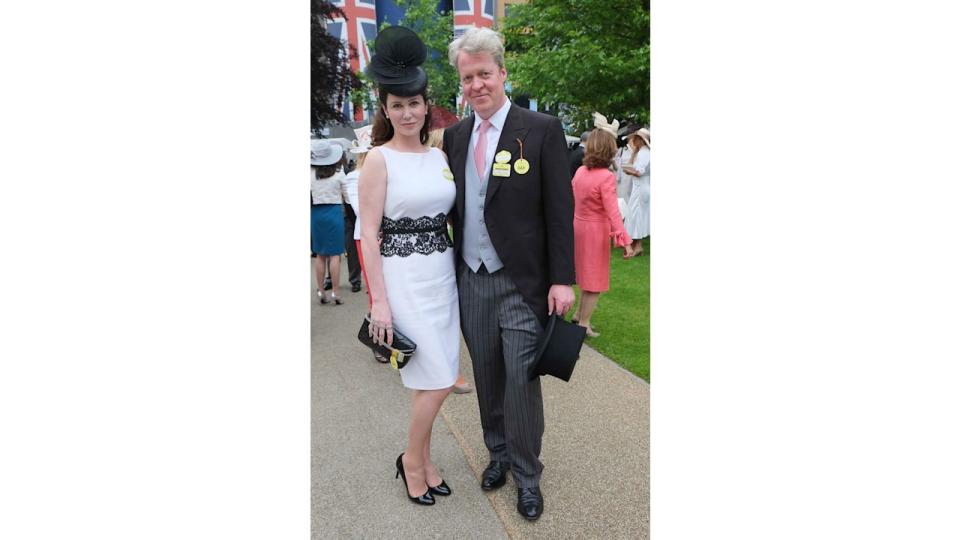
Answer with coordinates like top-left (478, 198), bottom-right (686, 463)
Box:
top-left (401, 380), bottom-right (457, 391)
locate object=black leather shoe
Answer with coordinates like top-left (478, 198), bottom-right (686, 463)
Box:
top-left (427, 479), bottom-right (452, 496)
top-left (480, 461), bottom-right (510, 491)
top-left (351, 282), bottom-right (362, 293)
top-left (517, 487), bottom-right (543, 521)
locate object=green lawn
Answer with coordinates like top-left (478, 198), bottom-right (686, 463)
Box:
top-left (570, 238), bottom-right (650, 381)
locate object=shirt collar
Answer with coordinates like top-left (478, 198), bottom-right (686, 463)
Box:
top-left (473, 100), bottom-right (511, 134)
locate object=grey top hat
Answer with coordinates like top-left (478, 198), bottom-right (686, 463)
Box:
top-left (311, 139), bottom-right (344, 166)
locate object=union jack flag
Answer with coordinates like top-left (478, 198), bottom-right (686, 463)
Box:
top-left (453, 0), bottom-right (494, 37)
top-left (327, 0), bottom-right (379, 122)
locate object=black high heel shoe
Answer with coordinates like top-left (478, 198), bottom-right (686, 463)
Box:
top-left (395, 453), bottom-right (435, 505)
top-left (428, 479), bottom-right (452, 496)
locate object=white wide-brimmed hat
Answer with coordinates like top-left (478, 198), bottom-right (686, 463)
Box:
top-left (311, 139), bottom-right (344, 166)
top-left (634, 128), bottom-right (651, 147)
top-left (592, 112), bottom-right (619, 137)
top-left (349, 125), bottom-right (373, 155)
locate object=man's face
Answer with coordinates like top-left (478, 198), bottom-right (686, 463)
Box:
top-left (456, 51), bottom-right (507, 120)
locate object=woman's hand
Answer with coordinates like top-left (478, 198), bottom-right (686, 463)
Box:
top-left (369, 301), bottom-right (393, 347)
top-left (623, 245), bottom-right (635, 259)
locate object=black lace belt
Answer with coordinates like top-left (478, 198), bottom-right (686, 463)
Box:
top-left (381, 213), bottom-right (448, 235)
top-left (380, 213), bottom-right (452, 257)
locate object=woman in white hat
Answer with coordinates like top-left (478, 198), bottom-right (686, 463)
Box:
top-left (621, 128), bottom-right (651, 256)
top-left (311, 138), bottom-right (349, 304)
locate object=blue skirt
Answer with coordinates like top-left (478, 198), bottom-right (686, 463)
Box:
top-left (311, 204), bottom-right (345, 256)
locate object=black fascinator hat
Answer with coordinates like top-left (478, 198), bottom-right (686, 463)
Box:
top-left (365, 26), bottom-right (428, 96)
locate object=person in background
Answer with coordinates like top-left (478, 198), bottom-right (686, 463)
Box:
top-left (321, 219), bottom-right (362, 293)
top-left (622, 128), bottom-right (651, 256)
top-left (427, 127), bottom-right (474, 395)
top-left (341, 205), bottom-right (363, 292)
top-left (343, 125), bottom-right (373, 298)
top-left (323, 142), bottom-right (362, 293)
top-left (340, 136), bottom-right (365, 294)
top-left (614, 133), bottom-right (633, 200)
top-left (569, 114), bottom-right (635, 338)
top-left (568, 131), bottom-right (590, 179)
top-left (341, 125), bottom-right (391, 365)
top-left (311, 139), bottom-right (349, 304)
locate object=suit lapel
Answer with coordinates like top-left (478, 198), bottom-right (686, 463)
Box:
top-left (485, 105), bottom-right (530, 205)
top-left (453, 116), bottom-right (475, 221)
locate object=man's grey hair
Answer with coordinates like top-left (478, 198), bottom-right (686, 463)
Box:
top-left (447, 26), bottom-right (506, 69)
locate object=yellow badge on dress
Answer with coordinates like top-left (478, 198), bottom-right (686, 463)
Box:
top-left (441, 167), bottom-right (454, 181)
top-left (494, 150), bottom-right (512, 164)
top-left (513, 159), bottom-right (530, 175)
top-left (491, 163), bottom-right (511, 177)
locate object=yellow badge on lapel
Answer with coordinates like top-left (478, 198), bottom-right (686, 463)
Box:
top-left (494, 150), bottom-right (512, 164)
top-left (441, 167), bottom-right (454, 181)
top-left (491, 163), bottom-right (511, 178)
top-left (512, 137), bottom-right (530, 175)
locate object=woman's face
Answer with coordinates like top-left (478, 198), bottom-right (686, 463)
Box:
top-left (383, 93), bottom-right (426, 138)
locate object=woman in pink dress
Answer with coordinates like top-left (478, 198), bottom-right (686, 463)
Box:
top-left (570, 125), bottom-right (634, 337)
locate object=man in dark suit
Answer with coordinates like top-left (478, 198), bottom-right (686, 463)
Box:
top-left (444, 26), bottom-right (575, 522)
top-left (568, 131), bottom-right (590, 178)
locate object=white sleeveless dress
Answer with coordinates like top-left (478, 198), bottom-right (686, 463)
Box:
top-left (378, 146), bottom-right (460, 390)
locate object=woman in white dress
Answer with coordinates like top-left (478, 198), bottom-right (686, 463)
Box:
top-left (358, 26), bottom-right (459, 506)
top-left (622, 128), bottom-right (651, 256)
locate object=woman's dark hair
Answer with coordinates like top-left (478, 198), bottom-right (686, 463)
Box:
top-left (583, 129), bottom-right (617, 170)
top-left (313, 155), bottom-right (345, 179)
top-left (371, 86), bottom-right (432, 147)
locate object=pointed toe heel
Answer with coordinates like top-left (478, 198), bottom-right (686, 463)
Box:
top-left (395, 453), bottom-right (435, 506)
top-left (428, 479), bottom-right (452, 496)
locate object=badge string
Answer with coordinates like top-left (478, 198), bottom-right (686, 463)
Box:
top-left (513, 138), bottom-right (530, 174)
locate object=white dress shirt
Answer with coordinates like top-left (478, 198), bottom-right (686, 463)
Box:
top-left (342, 169), bottom-right (362, 240)
top-left (467, 99), bottom-right (512, 181)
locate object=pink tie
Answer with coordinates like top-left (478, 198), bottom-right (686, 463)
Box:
top-left (474, 119), bottom-right (491, 180)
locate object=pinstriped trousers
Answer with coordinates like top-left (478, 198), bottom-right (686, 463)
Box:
top-left (458, 261), bottom-right (544, 488)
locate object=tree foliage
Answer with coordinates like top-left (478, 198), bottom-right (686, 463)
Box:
top-left (500, 0), bottom-right (650, 132)
top-left (312, 0), bottom-right (362, 131)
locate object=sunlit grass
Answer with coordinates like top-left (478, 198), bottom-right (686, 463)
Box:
top-left (570, 238), bottom-right (650, 381)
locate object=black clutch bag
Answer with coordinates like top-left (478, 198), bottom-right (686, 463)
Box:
top-left (357, 314), bottom-right (417, 369)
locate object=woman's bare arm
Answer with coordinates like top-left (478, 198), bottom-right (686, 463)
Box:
top-left (358, 148), bottom-right (393, 346)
